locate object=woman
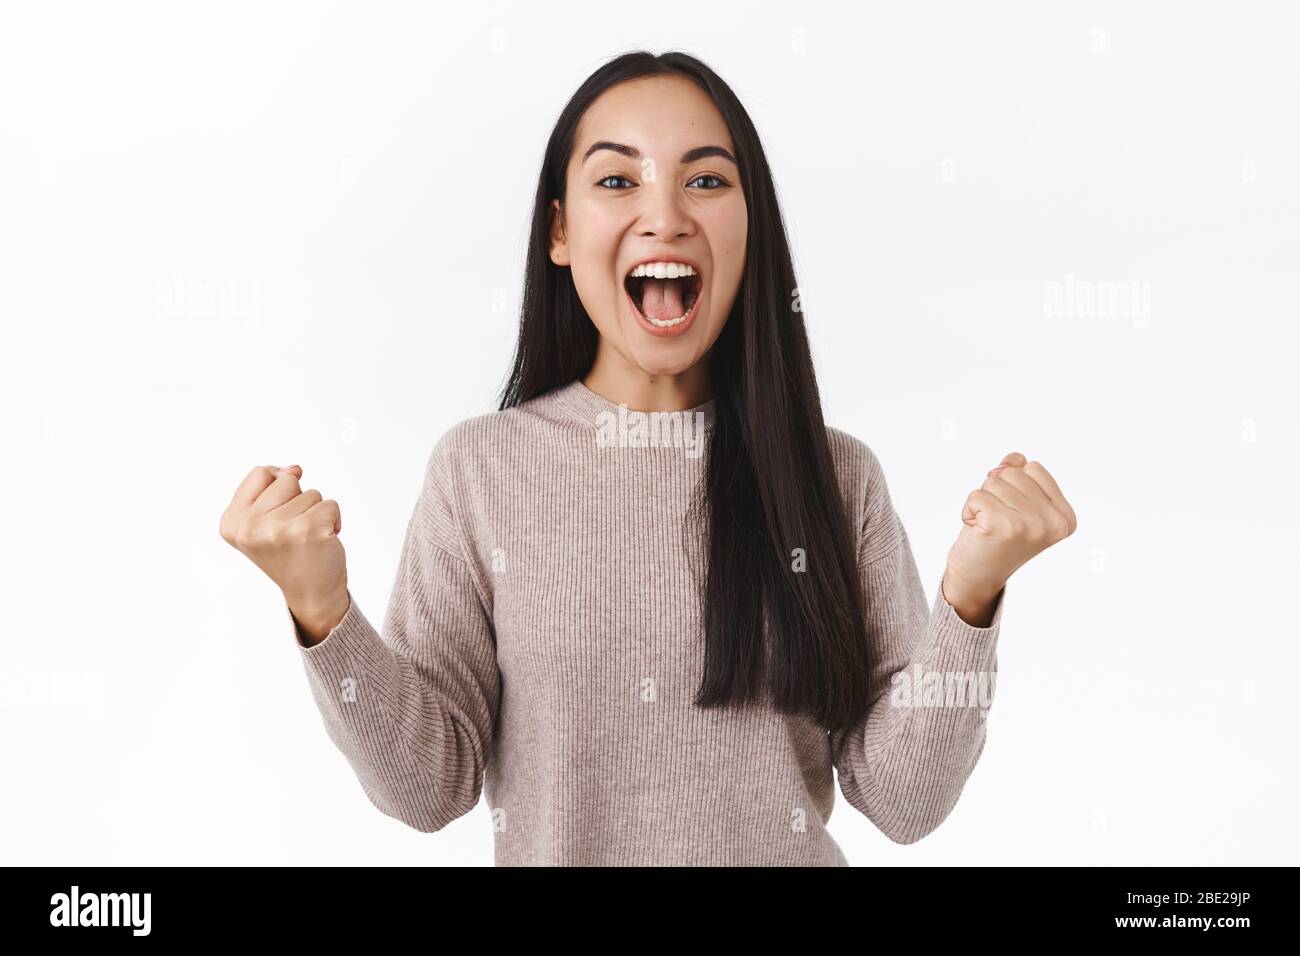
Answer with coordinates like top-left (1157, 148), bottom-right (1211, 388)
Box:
top-left (220, 51), bottom-right (1076, 866)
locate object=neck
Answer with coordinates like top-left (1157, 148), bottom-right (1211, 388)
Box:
top-left (582, 342), bottom-right (713, 412)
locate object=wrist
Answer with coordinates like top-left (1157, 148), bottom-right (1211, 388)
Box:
top-left (943, 562), bottom-right (1004, 601)
top-left (285, 587), bottom-right (350, 646)
top-left (942, 565), bottom-right (1004, 628)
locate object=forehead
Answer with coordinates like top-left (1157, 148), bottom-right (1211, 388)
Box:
top-left (573, 75), bottom-right (734, 164)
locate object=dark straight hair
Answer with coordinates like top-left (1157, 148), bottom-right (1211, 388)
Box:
top-left (498, 50), bottom-right (872, 734)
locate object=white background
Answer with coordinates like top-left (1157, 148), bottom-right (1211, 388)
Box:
top-left (2, 1), bottom-right (1296, 866)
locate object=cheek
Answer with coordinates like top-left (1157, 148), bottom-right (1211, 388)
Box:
top-left (568, 196), bottom-right (623, 247)
top-left (563, 239), bottom-right (626, 338)
top-left (704, 209), bottom-right (747, 282)
top-left (704, 220), bottom-right (747, 334)
top-left (566, 217), bottom-right (623, 290)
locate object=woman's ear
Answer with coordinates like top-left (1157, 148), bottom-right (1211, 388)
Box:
top-left (548, 198), bottom-right (570, 266)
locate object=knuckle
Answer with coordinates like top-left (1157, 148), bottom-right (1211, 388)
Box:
top-left (222, 515), bottom-right (244, 547)
top-left (233, 516), bottom-right (258, 549)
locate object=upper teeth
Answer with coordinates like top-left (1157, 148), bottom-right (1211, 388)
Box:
top-left (629, 262), bottom-right (696, 279)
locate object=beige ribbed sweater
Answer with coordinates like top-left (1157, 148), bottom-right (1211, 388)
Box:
top-left (285, 379), bottom-right (1005, 865)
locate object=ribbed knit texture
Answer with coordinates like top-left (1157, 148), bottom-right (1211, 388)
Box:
top-left (285, 379), bottom-right (1005, 866)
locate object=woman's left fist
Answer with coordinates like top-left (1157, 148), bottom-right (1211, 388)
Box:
top-left (944, 451), bottom-right (1077, 600)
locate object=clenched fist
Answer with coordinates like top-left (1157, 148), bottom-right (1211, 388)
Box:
top-left (219, 464), bottom-right (350, 645)
top-left (942, 452), bottom-right (1077, 626)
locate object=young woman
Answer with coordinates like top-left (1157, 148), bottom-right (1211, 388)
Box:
top-left (220, 51), bottom-right (1076, 866)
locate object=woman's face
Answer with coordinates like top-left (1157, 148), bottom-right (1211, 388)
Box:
top-left (549, 74), bottom-right (747, 379)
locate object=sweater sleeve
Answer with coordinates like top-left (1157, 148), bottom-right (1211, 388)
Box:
top-left (284, 440), bottom-right (500, 833)
top-left (829, 451), bottom-right (1004, 845)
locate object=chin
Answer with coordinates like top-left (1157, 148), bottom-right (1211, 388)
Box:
top-left (616, 313), bottom-right (709, 375)
top-left (625, 345), bottom-right (700, 378)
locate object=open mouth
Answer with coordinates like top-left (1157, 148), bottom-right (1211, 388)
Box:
top-left (623, 262), bottom-right (703, 331)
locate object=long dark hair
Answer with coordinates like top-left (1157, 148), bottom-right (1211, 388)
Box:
top-left (498, 50), bottom-right (872, 734)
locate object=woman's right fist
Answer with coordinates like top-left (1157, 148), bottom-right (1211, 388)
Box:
top-left (219, 464), bottom-right (350, 643)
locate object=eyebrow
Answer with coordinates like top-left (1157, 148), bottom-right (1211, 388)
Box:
top-left (581, 141), bottom-right (737, 167)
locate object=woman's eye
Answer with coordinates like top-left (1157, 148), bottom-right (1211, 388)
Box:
top-left (597, 175), bottom-right (636, 189)
top-left (688, 174), bottom-right (728, 190)
top-left (596, 174), bottom-right (730, 190)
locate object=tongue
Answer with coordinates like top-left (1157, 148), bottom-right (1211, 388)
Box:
top-left (639, 277), bottom-right (685, 322)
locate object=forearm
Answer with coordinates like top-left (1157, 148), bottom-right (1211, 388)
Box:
top-left (290, 593), bottom-right (487, 832)
top-left (834, 547), bottom-right (1004, 843)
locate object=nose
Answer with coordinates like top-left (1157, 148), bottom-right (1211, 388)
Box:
top-left (635, 176), bottom-right (695, 240)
